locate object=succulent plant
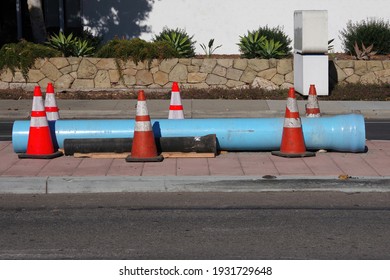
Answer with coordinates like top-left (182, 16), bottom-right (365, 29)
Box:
top-left (47, 32), bottom-right (96, 57)
top-left (47, 32), bottom-right (77, 57)
top-left (353, 41), bottom-right (377, 60)
top-left (238, 30), bottom-right (267, 58)
top-left (153, 28), bottom-right (196, 58)
top-left (257, 38), bottom-right (285, 59)
top-left (200, 39), bottom-right (222, 57)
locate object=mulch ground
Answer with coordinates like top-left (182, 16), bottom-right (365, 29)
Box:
top-left (0, 84), bottom-right (389, 101)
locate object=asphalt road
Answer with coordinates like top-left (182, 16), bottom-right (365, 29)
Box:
top-left (0, 121), bottom-right (12, 141)
top-left (1, 119), bottom-right (389, 141)
top-left (1, 192), bottom-right (389, 260)
top-left (365, 119), bottom-right (390, 140)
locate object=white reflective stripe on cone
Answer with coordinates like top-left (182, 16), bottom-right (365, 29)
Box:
top-left (170, 92), bottom-right (182, 105)
top-left (286, 97), bottom-right (298, 112)
top-left (46, 112), bottom-right (60, 121)
top-left (283, 117), bottom-right (301, 128)
top-left (306, 104), bottom-right (317, 109)
top-left (306, 96), bottom-right (318, 108)
top-left (30, 116), bottom-right (49, 127)
top-left (136, 101), bottom-right (149, 116)
top-left (169, 110), bottom-right (184, 119)
top-left (45, 95), bottom-right (57, 106)
top-left (135, 121), bottom-right (152, 132)
top-left (32, 97), bottom-right (45, 111)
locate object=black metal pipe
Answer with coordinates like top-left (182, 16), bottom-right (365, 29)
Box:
top-left (63, 134), bottom-right (217, 155)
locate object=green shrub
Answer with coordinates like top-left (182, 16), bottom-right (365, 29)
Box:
top-left (79, 29), bottom-right (103, 50)
top-left (72, 39), bottom-right (96, 57)
top-left (238, 26), bottom-right (291, 58)
top-left (153, 27), bottom-right (196, 58)
top-left (340, 18), bottom-right (390, 55)
top-left (255, 25), bottom-right (292, 54)
top-left (0, 40), bottom-right (61, 80)
top-left (256, 39), bottom-right (286, 59)
top-left (47, 32), bottom-right (96, 57)
top-left (238, 30), bottom-right (267, 58)
top-left (96, 38), bottom-right (130, 59)
top-left (96, 38), bottom-right (177, 64)
top-left (152, 41), bottom-right (180, 60)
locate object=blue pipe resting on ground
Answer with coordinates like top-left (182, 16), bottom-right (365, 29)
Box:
top-left (12, 114), bottom-right (366, 153)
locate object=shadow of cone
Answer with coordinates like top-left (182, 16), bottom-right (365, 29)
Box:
top-left (126, 90), bottom-right (163, 162)
top-left (18, 86), bottom-right (63, 159)
top-left (168, 81), bottom-right (184, 119)
top-left (45, 82), bottom-right (60, 150)
top-left (272, 87), bottom-right (315, 158)
top-left (305, 84), bottom-right (321, 117)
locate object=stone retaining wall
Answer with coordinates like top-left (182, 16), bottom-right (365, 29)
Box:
top-left (0, 57), bottom-right (389, 91)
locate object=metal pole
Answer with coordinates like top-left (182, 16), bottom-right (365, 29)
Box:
top-left (59, 0), bottom-right (65, 32)
top-left (16, 0), bottom-right (23, 39)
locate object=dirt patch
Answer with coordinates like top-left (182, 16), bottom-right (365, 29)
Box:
top-left (330, 53), bottom-right (390, 61)
top-left (0, 88), bottom-right (288, 100)
top-left (1, 83), bottom-right (389, 101)
top-left (196, 53), bottom-right (390, 60)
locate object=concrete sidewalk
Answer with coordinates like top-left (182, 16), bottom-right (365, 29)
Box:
top-left (1, 99), bottom-right (390, 119)
top-left (1, 98), bottom-right (390, 194)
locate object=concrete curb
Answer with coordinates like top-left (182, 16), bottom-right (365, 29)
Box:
top-left (1, 176), bottom-right (390, 194)
top-left (0, 177), bottom-right (48, 194)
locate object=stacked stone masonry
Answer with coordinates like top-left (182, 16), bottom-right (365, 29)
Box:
top-left (0, 57), bottom-right (389, 91)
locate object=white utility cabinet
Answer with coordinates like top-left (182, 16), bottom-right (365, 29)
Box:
top-left (294, 53), bottom-right (328, 96)
top-left (294, 10), bottom-right (329, 96)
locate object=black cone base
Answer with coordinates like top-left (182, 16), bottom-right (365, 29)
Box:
top-left (18, 150), bottom-right (64, 159)
top-left (271, 151), bottom-right (315, 158)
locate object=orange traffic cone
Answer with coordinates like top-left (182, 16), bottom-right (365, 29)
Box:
top-left (18, 86), bottom-right (63, 159)
top-left (305, 84), bottom-right (321, 117)
top-left (168, 82), bottom-right (184, 119)
top-left (272, 87), bottom-right (315, 158)
top-left (45, 82), bottom-right (60, 150)
top-left (45, 82), bottom-right (60, 121)
top-left (126, 90), bottom-right (163, 162)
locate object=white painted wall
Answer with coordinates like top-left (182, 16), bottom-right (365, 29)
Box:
top-left (139, 0), bottom-right (389, 54)
top-left (83, 0), bottom-right (390, 55)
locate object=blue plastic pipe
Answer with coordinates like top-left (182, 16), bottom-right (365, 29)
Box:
top-left (12, 114), bottom-right (366, 153)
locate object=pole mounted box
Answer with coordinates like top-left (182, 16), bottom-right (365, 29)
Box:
top-left (294, 10), bottom-right (328, 54)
